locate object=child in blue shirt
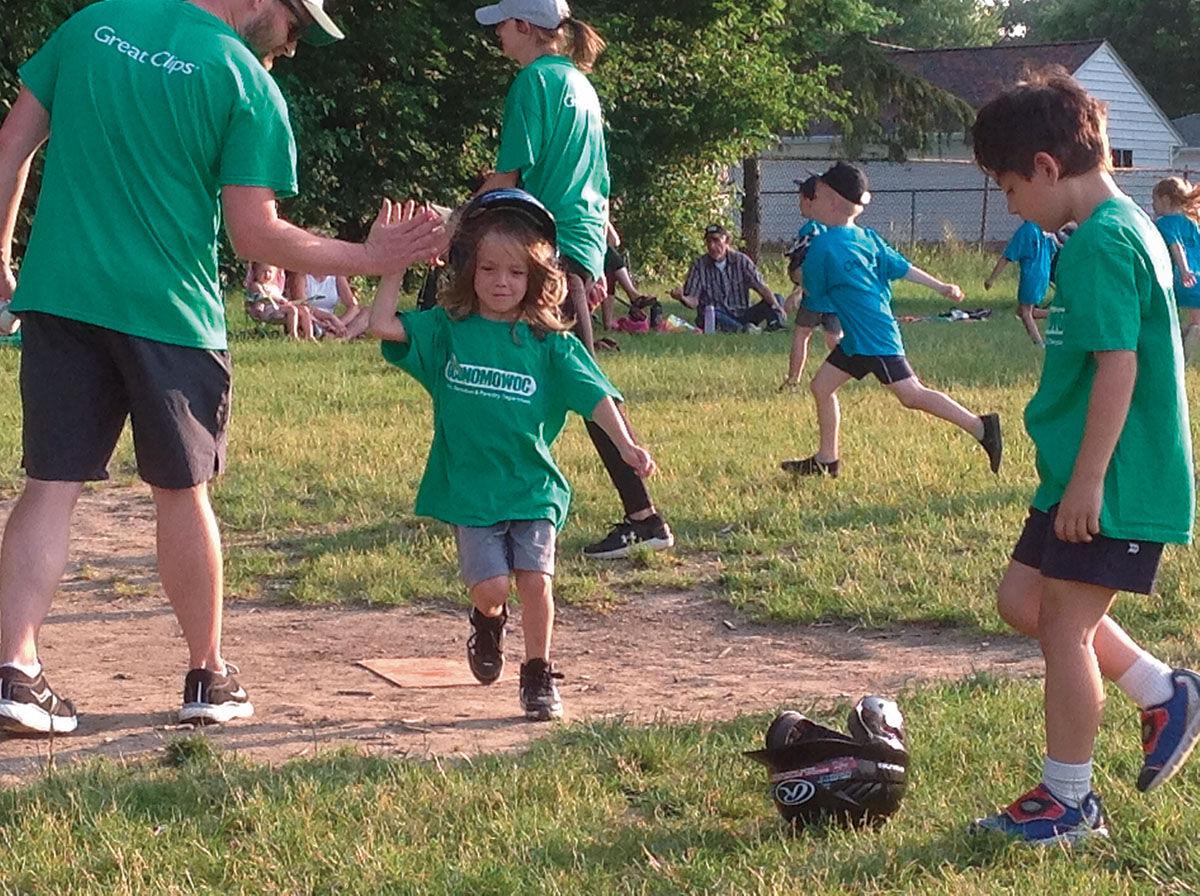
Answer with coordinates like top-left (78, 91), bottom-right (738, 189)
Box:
top-left (779, 175), bottom-right (841, 391)
top-left (779, 162), bottom-right (1002, 478)
top-left (986, 220), bottom-right (1057, 346)
top-left (1152, 176), bottom-right (1200, 360)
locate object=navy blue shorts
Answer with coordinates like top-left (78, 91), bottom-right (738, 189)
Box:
top-left (825, 345), bottom-right (914, 384)
top-left (1011, 506), bottom-right (1164, 595)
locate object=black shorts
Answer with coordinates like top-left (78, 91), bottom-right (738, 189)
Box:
top-left (1011, 506), bottom-right (1164, 595)
top-left (19, 311), bottom-right (232, 489)
top-left (558, 255), bottom-right (596, 325)
top-left (825, 345), bottom-right (914, 384)
top-left (794, 301), bottom-right (842, 334)
top-left (603, 246), bottom-right (628, 277)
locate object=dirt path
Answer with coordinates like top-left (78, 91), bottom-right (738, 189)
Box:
top-left (0, 486), bottom-right (1040, 785)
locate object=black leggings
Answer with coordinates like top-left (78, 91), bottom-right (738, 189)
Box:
top-left (563, 259), bottom-right (654, 518)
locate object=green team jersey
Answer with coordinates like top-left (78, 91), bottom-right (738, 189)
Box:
top-left (13, 0), bottom-right (297, 350)
top-left (496, 55), bottom-right (609, 280)
top-left (382, 308), bottom-right (620, 529)
top-left (1027, 196), bottom-right (1194, 544)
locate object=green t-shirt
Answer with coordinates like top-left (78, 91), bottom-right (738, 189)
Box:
top-left (496, 55), bottom-right (609, 280)
top-left (1026, 196), bottom-right (1194, 544)
top-left (382, 308), bottom-right (621, 529)
top-left (13, 0), bottom-right (297, 350)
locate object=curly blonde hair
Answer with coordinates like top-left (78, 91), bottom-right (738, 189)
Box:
top-left (1154, 177), bottom-right (1200, 223)
top-left (440, 215), bottom-right (568, 339)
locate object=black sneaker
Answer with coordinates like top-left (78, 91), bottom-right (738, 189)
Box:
top-left (467, 605), bottom-right (507, 685)
top-left (0, 666), bottom-right (78, 734)
top-left (582, 514), bottom-right (676, 560)
top-left (519, 659), bottom-right (564, 721)
top-left (979, 412), bottom-right (1003, 474)
top-left (780, 455), bottom-right (840, 477)
top-left (179, 664), bottom-right (254, 725)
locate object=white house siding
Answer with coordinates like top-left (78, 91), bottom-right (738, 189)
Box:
top-left (1074, 44), bottom-right (1180, 169)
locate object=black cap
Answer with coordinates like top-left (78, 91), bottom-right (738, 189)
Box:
top-left (820, 162), bottom-right (871, 206)
top-left (794, 175), bottom-right (819, 200)
top-left (704, 223), bottom-right (729, 238)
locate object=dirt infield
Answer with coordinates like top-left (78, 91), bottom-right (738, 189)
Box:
top-left (0, 486), bottom-right (1041, 785)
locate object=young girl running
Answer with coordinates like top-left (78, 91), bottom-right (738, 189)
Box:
top-left (1152, 177), bottom-right (1200, 360)
top-left (473, 0), bottom-right (675, 560)
top-left (369, 190), bottom-right (656, 721)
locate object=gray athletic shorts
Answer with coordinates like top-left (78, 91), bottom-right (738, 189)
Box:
top-left (453, 519), bottom-right (556, 588)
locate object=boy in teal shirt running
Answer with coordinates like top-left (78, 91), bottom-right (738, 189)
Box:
top-left (971, 72), bottom-right (1200, 846)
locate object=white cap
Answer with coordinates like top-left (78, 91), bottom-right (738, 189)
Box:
top-left (475, 0), bottom-right (570, 30)
top-left (296, 0), bottom-right (344, 45)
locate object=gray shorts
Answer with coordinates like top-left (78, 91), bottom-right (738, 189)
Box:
top-left (453, 519), bottom-right (557, 588)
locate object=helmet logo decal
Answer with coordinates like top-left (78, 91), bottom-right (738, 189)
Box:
top-left (774, 780), bottom-right (816, 806)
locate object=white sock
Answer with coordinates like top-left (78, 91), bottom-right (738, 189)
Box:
top-left (1, 659), bottom-right (42, 679)
top-left (1117, 653), bottom-right (1175, 709)
top-left (1042, 756), bottom-right (1093, 809)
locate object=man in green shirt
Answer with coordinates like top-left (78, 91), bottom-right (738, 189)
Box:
top-left (970, 72), bottom-right (1199, 846)
top-left (0, 0), bottom-right (445, 736)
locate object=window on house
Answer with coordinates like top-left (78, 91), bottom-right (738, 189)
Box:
top-left (1111, 148), bottom-right (1134, 169)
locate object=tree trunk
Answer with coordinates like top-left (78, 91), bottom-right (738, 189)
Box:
top-left (741, 155), bottom-right (761, 262)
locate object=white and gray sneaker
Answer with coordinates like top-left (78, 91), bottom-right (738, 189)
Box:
top-left (179, 664), bottom-right (254, 725)
top-left (0, 666), bottom-right (78, 734)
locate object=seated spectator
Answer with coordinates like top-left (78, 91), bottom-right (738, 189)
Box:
top-left (291, 271), bottom-right (358, 340)
top-left (244, 261), bottom-right (310, 340)
top-left (669, 224), bottom-right (786, 332)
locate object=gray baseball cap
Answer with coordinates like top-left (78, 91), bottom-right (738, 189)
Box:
top-left (475, 0), bottom-right (570, 29)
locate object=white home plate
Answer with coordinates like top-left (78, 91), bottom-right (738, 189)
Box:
top-left (357, 657), bottom-right (492, 688)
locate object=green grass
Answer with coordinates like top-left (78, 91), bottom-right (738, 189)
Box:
top-left (1, 245), bottom-right (1198, 652)
top-left (3, 677), bottom-right (1199, 894)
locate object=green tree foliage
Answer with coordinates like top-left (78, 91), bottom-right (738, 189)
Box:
top-left (874, 0), bottom-right (1003, 48)
top-left (1011, 0), bottom-right (1200, 119)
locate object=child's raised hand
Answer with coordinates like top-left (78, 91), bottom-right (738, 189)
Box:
top-left (620, 444), bottom-right (657, 478)
top-left (941, 282), bottom-right (965, 302)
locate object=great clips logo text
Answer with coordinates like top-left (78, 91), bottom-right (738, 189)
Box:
top-left (94, 25), bottom-right (196, 75)
top-left (445, 356), bottom-right (537, 401)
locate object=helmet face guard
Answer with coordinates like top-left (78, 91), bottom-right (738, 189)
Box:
top-left (746, 698), bottom-right (909, 830)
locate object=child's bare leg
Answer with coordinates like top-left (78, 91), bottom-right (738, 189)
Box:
top-left (1019, 304), bottom-right (1044, 346)
top-left (1184, 308), bottom-right (1200, 361)
top-left (811, 362), bottom-right (853, 461)
top-left (601, 292), bottom-right (615, 330)
top-left (1038, 578), bottom-right (1116, 763)
top-left (514, 570), bottom-right (553, 661)
top-left (614, 267), bottom-right (639, 302)
top-left (784, 326), bottom-right (814, 384)
top-left (469, 575), bottom-right (509, 618)
top-left (998, 561), bottom-right (1142, 681)
top-left (284, 306), bottom-right (299, 339)
top-left (887, 376), bottom-right (985, 439)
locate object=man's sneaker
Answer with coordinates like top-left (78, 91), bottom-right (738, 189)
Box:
top-left (519, 659), bottom-right (564, 721)
top-left (467, 605), bottom-right (507, 685)
top-left (179, 664), bottom-right (254, 725)
top-left (582, 514), bottom-right (675, 560)
top-left (780, 455), bottom-right (840, 477)
top-left (0, 666), bottom-right (78, 734)
top-left (979, 412), bottom-right (1003, 474)
top-left (1137, 667), bottom-right (1200, 792)
top-left (971, 784), bottom-right (1108, 846)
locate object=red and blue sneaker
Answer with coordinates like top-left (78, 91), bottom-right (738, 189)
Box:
top-left (1137, 667), bottom-right (1200, 792)
top-left (971, 784), bottom-right (1108, 846)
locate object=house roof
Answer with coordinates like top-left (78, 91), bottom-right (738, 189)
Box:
top-left (886, 40), bottom-right (1104, 110)
top-left (1173, 114), bottom-right (1200, 147)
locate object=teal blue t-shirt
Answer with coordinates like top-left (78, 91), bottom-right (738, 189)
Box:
top-left (1003, 220), bottom-right (1056, 306)
top-left (13, 0), bottom-right (297, 350)
top-left (793, 220), bottom-right (833, 312)
top-left (382, 308), bottom-right (620, 530)
top-left (802, 225), bottom-right (911, 355)
top-left (1155, 213), bottom-right (1200, 307)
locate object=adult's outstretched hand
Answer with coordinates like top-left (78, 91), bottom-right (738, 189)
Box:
top-left (365, 199), bottom-right (448, 275)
